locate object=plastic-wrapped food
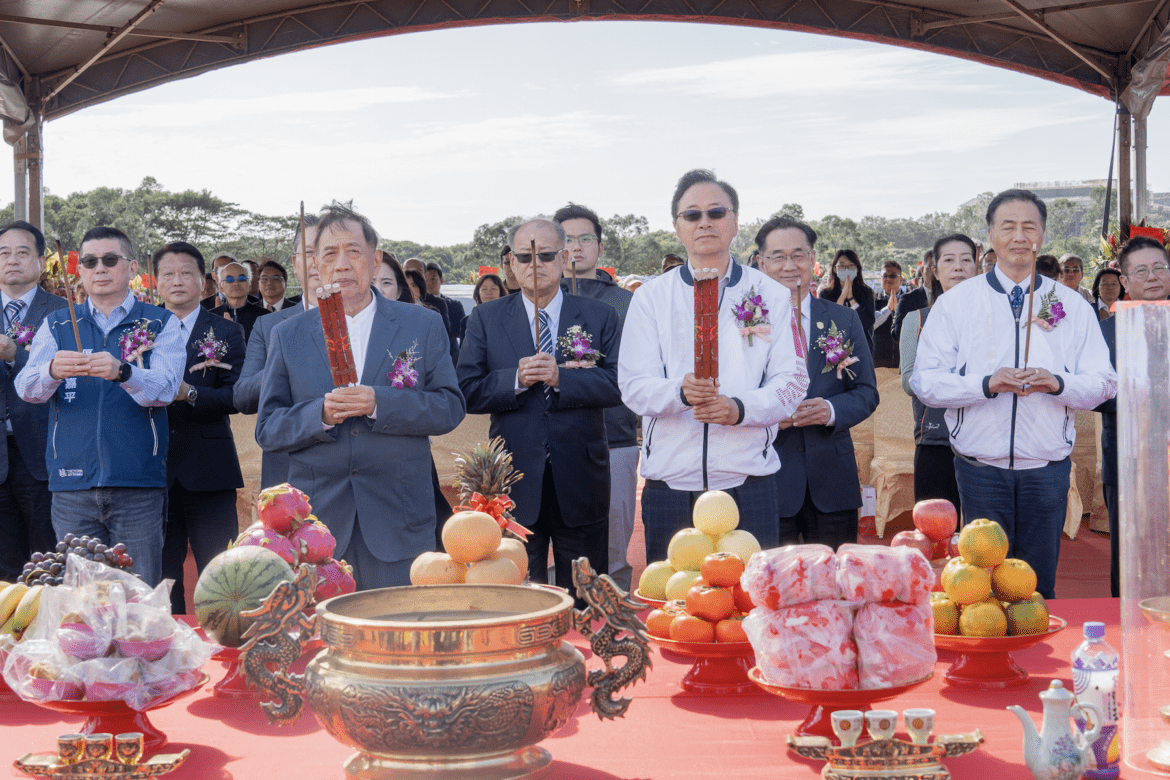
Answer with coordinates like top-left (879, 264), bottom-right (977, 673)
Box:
top-left (740, 544), bottom-right (839, 609)
top-left (835, 544), bottom-right (933, 604)
top-left (745, 600), bottom-right (858, 689)
top-left (853, 601), bottom-right (936, 689)
top-left (2, 556), bottom-right (217, 710)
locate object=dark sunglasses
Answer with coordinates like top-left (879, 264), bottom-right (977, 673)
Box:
top-left (512, 251), bottom-right (560, 264)
top-left (79, 254), bottom-right (127, 269)
top-left (222, 275), bottom-right (248, 283)
top-left (677, 207), bottom-right (733, 222)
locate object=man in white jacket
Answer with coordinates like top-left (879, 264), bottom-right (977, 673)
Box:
top-left (619, 170), bottom-right (809, 562)
top-left (910, 189), bottom-right (1116, 598)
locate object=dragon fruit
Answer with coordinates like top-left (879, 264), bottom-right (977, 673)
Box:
top-left (315, 558), bottom-right (356, 601)
top-left (256, 483), bottom-right (312, 534)
top-left (234, 522), bottom-right (298, 567)
top-left (290, 520), bottom-right (336, 565)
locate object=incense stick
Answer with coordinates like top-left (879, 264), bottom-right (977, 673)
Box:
top-left (55, 239), bottom-right (87, 383)
top-left (531, 238), bottom-right (542, 349)
top-left (1023, 244), bottom-right (1037, 370)
top-left (299, 202), bottom-right (310, 311)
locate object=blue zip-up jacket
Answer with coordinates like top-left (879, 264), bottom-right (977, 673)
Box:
top-left (42, 300), bottom-right (173, 491)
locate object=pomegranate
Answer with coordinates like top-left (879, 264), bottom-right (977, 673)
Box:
top-left (315, 558), bottom-right (357, 601)
top-left (290, 521), bottom-right (336, 565)
top-left (256, 483), bottom-right (312, 534)
top-left (234, 524), bottom-right (298, 567)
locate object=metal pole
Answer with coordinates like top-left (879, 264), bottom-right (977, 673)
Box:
top-left (13, 134), bottom-right (27, 222)
top-left (1134, 113), bottom-right (1148, 225)
top-left (1118, 105), bottom-right (1132, 240)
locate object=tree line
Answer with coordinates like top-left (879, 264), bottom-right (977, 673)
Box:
top-left (0, 178), bottom-right (1120, 288)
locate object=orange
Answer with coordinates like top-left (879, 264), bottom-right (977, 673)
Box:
top-left (959, 600), bottom-right (1008, 637)
top-left (991, 558), bottom-right (1037, 602)
top-left (645, 609), bottom-right (675, 639)
top-left (939, 557), bottom-right (965, 592)
top-left (943, 560), bottom-right (992, 606)
top-left (409, 552), bottom-right (465, 585)
top-left (464, 555), bottom-right (522, 585)
top-left (932, 596), bottom-right (960, 635)
top-left (715, 616), bottom-right (748, 643)
top-left (669, 614), bottom-right (715, 643)
top-left (1006, 599), bottom-right (1050, 636)
top-left (441, 511), bottom-right (502, 563)
top-left (957, 519), bottom-right (1010, 568)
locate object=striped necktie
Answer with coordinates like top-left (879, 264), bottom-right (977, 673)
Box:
top-left (5, 299), bottom-right (25, 330)
top-left (537, 308), bottom-right (553, 401)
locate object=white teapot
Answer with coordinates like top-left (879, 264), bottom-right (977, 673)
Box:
top-left (1008, 680), bottom-right (1102, 780)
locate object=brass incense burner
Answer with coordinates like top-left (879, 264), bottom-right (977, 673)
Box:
top-left (242, 559), bottom-right (650, 779)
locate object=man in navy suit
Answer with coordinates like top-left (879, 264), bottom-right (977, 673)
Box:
top-left (156, 241), bottom-right (247, 613)
top-left (0, 221), bottom-right (67, 579)
top-left (756, 215), bottom-right (879, 549)
top-left (458, 218), bottom-right (621, 603)
top-left (257, 204), bottom-right (464, 590)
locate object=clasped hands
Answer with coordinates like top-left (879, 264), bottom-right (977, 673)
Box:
top-left (322, 385), bottom-right (377, 424)
top-left (518, 353), bottom-right (560, 389)
top-left (989, 366), bottom-right (1059, 396)
top-left (682, 374), bottom-right (738, 426)
top-left (49, 350), bottom-right (123, 381)
top-left (777, 397), bottom-right (832, 429)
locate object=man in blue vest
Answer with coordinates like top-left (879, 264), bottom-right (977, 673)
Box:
top-left (15, 226), bottom-right (185, 585)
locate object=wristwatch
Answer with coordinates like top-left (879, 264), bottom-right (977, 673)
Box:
top-left (185, 386), bottom-right (198, 406)
top-left (112, 361), bottom-right (132, 383)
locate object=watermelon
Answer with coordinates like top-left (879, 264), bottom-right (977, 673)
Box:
top-left (194, 546), bottom-right (295, 648)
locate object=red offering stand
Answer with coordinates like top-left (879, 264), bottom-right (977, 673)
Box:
top-left (750, 667), bottom-right (934, 742)
top-left (651, 637), bottom-right (756, 694)
top-left (933, 615), bottom-right (1066, 689)
top-left (633, 589), bottom-right (666, 609)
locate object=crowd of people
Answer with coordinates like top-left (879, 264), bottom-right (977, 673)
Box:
top-left (3, 170), bottom-right (1161, 611)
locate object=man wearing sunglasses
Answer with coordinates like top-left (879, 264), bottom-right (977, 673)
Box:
top-left (458, 218), bottom-right (621, 607)
top-left (15, 225), bottom-right (185, 586)
top-left (210, 261), bottom-right (267, 342)
top-left (200, 255), bottom-right (235, 310)
top-left (619, 170), bottom-right (809, 562)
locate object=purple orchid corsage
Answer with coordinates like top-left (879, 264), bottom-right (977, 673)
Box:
top-left (6, 322), bottom-right (34, 350)
top-left (388, 343), bottom-right (420, 388)
top-left (118, 319), bottom-right (155, 366)
top-left (191, 327), bottom-right (230, 375)
top-left (557, 325), bottom-right (603, 364)
top-left (1031, 289), bottom-right (1066, 332)
top-left (732, 286), bottom-right (771, 346)
top-left (816, 321), bottom-right (859, 380)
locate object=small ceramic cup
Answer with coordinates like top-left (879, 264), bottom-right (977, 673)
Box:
top-left (865, 710), bottom-right (898, 741)
top-left (903, 708), bottom-right (936, 744)
top-left (831, 709), bottom-right (865, 747)
top-left (57, 734), bottom-right (85, 765)
top-left (83, 733), bottom-right (113, 761)
top-left (114, 733), bottom-right (144, 764)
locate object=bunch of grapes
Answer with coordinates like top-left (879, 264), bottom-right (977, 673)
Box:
top-left (20, 534), bottom-right (134, 586)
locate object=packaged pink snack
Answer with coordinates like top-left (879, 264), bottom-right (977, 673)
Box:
top-left (835, 543), bottom-right (933, 604)
top-left (740, 544), bottom-right (839, 609)
top-left (853, 601), bottom-right (936, 689)
top-left (745, 600), bottom-right (858, 689)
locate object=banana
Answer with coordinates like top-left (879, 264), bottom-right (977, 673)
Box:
top-left (1, 584), bottom-right (42, 639)
top-left (0, 582), bottom-right (29, 626)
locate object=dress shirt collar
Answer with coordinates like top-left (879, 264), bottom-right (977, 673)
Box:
top-left (519, 289), bottom-right (564, 347)
top-left (87, 291), bottom-right (138, 334)
top-left (994, 264), bottom-right (1034, 295)
top-left (1, 287), bottom-right (37, 311)
top-left (177, 306), bottom-right (201, 347)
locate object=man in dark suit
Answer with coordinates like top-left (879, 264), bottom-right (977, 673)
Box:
top-left (256, 260), bottom-right (297, 313)
top-left (0, 220), bottom-right (67, 579)
top-left (458, 218), bottom-right (622, 603)
top-left (235, 218), bottom-right (319, 488)
top-left (155, 241), bottom-right (247, 613)
top-left (210, 261), bottom-right (268, 342)
top-left (257, 204), bottom-right (464, 590)
top-left (756, 215), bottom-right (879, 549)
top-left (200, 254), bottom-right (234, 309)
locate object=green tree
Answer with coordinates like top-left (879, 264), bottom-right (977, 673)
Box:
top-left (601, 214), bottom-right (649, 272)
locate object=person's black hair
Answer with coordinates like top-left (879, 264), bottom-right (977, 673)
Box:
top-left (985, 188), bottom-right (1047, 229)
top-left (379, 254), bottom-right (413, 304)
top-left (1091, 267), bottom-right (1125, 307)
top-left (0, 220), bottom-right (46, 257)
top-left (425, 262), bottom-right (444, 279)
top-left (259, 259), bottom-right (288, 282)
top-left (81, 225), bottom-right (134, 260)
top-left (552, 203), bottom-right (603, 242)
top-left (473, 273), bottom-right (506, 304)
top-left (754, 213), bottom-right (817, 251)
top-left (403, 268), bottom-right (427, 303)
top-left (882, 260), bottom-right (902, 273)
top-left (1118, 235), bottom-right (1169, 276)
top-left (1035, 254), bottom-right (1061, 280)
top-left (500, 244), bottom-right (510, 259)
top-left (152, 241), bottom-right (205, 274)
top-left (930, 234), bottom-right (977, 299)
top-left (670, 169), bottom-right (738, 221)
top-left (823, 249), bottom-right (868, 301)
top-left (314, 202), bottom-right (378, 252)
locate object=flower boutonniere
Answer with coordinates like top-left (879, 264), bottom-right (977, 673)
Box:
top-left (816, 321), bottom-right (860, 380)
top-left (190, 327), bottom-right (231, 375)
top-left (388, 342), bottom-right (420, 388)
top-left (557, 325), bottom-right (603, 368)
top-left (732, 286), bottom-right (770, 346)
top-left (6, 322), bottom-right (34, 351)
top-left (1030, 289), bottom-right (1066, 332)
top-left (118, 319), bottom-right (156, 367)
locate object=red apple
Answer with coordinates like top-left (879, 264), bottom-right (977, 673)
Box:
top-left (912, 499), bottom-right (958, 542)
top-left (932, 538), bottom-right (950, 561)
top-left (890, 529), bottom-right (934, 561)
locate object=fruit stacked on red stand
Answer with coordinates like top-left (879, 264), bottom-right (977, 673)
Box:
top-left (410, 511), bottom-right (531, 585)
top-left (645, 552), bottom-right (755, 643)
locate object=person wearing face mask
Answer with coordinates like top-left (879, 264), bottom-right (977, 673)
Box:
top-left (899, 234), bottom-right (979, 516)
top-left (819, 249), bottom-right (875, 352)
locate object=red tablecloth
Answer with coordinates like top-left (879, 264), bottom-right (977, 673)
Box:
top-left (1, 598), bottom-right (1122, 778)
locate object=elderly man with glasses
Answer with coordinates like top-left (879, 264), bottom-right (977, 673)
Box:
top-left (618, 170), bottom-right (809, 563)
top-left (457, 217), bottom-right (621, 607)
top-left (15, 225), bottom-right (185, 586)
top-left (210, 261), bottom-right (267, 341)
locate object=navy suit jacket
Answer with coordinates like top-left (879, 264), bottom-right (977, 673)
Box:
top-left (1, 288), bottom-right (67, 482)
top-left (234, 304), bottom-right (306, 487)
top-left (255, 295), bottom-right (465, 563)
top-left (774, 298), bottom-right (880, 516)
top-left (166, 308), bottom-right (246, 491)
top-left (456, 292), bottom-right (622, 529)
top-left (1097, 316), bottom-right (1117, 486)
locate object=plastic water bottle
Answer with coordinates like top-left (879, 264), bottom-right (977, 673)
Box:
top-left (1072, 621), bottom-right (1120, 779)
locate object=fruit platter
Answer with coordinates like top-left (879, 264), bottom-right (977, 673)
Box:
top-left (934, 616), bottom-right (1067, 689)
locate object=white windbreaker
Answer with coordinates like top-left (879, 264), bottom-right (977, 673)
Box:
top-left (618, 261), bottom-right (809, 491)
top-left (910, 269), bottom-right (1117, 470)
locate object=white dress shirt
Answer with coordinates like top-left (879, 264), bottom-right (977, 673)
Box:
top-left (177, 306), bottom-right (201, 348)
top-left (514, 289), bottom-right (564, 393)
top-left (793, 291), bottom-right (836, 426)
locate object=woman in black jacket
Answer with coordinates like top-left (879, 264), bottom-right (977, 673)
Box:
top-left (818, 248), bottom-right (875, 351)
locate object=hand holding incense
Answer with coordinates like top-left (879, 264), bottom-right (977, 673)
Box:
top-left (693, 266), bottom-right (719, 379)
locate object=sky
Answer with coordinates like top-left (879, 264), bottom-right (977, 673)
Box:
top-left (4, 20), bottom-right (1167, 246)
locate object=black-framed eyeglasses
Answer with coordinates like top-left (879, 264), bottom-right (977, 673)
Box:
top-left (677, 207), bottom-right (734, 222)
top-left (882, 273), bottom-right (901, 280)
top-left (258, 275), bottom-right (284, 283)
top-left (79, 254), bottom-right (127, 269)
top-left (222, 275), bottom-right (248, 284)
top-left (512, 251), bottom-right (561, 264)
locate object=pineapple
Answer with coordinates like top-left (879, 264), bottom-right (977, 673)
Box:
top-left (453, 437), bottom-right (523, 503)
